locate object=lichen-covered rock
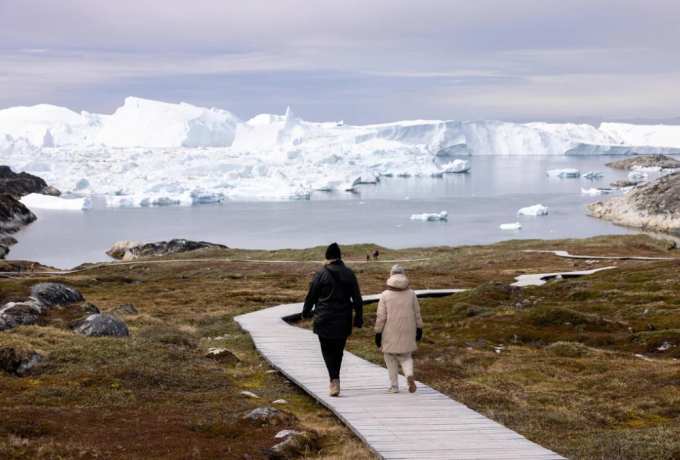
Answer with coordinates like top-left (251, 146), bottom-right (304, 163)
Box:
top-left (205, 348), bottom-right (240, 365)
top-left (0, 348), bottom-right (44, 375)
top-left (31, 283), bottom-right (85, 306)
top-left (0, 302), bottom-right (41, 332)
top-left (110, 303), bottom-right (138, 316)
top-left (606, 154), bottom-right (680, 170)
top-left (244, 406), bottom-right (280, 419)
top-left (16, 352), bottom-right (45, 375)
top-left (107, 239), bottom-right (227, 261)
top-left (74, 314), bottom-right (130, 338)
top-left (588, 172), bottom-right (680, 230)
top-left (610, 180), bottom-right (643, 188)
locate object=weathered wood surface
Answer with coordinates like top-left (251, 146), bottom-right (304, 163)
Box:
top-left (235, 291), bottom-right (565, 460)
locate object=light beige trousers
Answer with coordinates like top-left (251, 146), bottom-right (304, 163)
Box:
top-left (384, 352), bottom-right (413, 387)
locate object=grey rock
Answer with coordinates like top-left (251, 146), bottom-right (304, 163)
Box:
top-left (16, 352), bottom-right (45, 375)
top-left (244, 406), bottom-right (280, 419)
top-left (110, 303), bottom-right (138, 316)
top-left (610, 180), bottom-right (643, 188)
top-left (74, 314), bottom-right (130, 338)
top-left (31, 282), bottom-right (85, 306)
top-left (41, 185), bottom-right (61, 197)
top-left (113, 238), bottom-right (228, 261)
top-left (83, 303), bottom-right (100, 315)
top-left (0, 302), bottom-right (40, 332)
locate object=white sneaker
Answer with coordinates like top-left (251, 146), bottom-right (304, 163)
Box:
top-left (387, 385), bottom-right (399, 393)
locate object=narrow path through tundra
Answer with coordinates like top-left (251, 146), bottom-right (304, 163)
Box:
top-left (235, 291), bottom-right (566, 460)
top-left (520, 249), bottom-right (674, 260)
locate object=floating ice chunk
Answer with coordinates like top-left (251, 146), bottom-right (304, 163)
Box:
top-left (547, 169), bottom-right (580, 178)
top-left (581, 188), bottom-right (614, 196)
top-left (441, 159), bottom-right (470, 173)
top-left (631, 165), bottom-right (662, 172)
top-left (500, 222), bottom-right (522, 230)
top-left (628, 171), bottom-right (648, 180)
top-left (583, 171), bottom-right (603, 180)
top-left (410, 211), bottom-right (448, 221)
top-left (21, 193), bottom-right (92, 210)
top-left (517, 204), bottom-right (548, 216)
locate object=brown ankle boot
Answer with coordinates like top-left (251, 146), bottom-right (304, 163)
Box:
top-left (330, 379), bottom-right (340, 397)
top-left (407, 375), bottom-right (417, 393)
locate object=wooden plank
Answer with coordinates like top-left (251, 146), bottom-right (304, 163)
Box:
top-left (234, 290), bottom-right (565, 460)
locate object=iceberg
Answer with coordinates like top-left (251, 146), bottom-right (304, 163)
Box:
top-left (547, 169), bottom-right (580, 178)
top-left (410, 211), bottom-right (448, 221)
top-left (583, 171), bottom-right (603, 180)
top-left (628, 171), bottom-right (649, 180)
top-left (500, 222), bottom-right (522, 230)
top-left (581, 188), bottom-right (614, 196)
top-left (3, 97), bottom-right (680, 204)
top-left (517, 204), bottom-right (548, 216)
top-left (441, 159), bottom-right (470, 173)
top-left (20, 193), bottom-right (92, 210)
top-left (631, 165), bottom-right (663, 172)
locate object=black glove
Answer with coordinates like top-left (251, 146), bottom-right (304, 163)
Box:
top-left (416, 328), bottom-right (423, 341)
top-left (375, 333), bottom-right (382, 348)
top-left (354, 317), bottom-right (363, 329)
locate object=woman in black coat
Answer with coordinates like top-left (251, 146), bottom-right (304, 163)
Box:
top-left (301, 243), bottom-right (363, 396)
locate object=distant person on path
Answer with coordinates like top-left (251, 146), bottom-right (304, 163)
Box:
top-left (374, 265), bottom-right (423, 394)
top-left (16, 264), bottom-right (21, 274)
top-left (301, 243), bottom-right (363, 397)
top-left (373, 249), bottom-right (379, 261)
top-left (30, 263), bottom-right (35, 273)
top-left (366, 251), bottom-right (370, 262)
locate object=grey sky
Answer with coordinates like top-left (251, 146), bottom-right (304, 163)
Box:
top-left (1, 0), bottom-right (679, 124)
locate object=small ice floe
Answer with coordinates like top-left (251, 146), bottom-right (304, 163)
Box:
top-left (500, 222), bottom-right (522, 230)
top-left (631, 165), bottom-right (663, 172)
top-left (410, 211), bottom-right (448, 221)
top-left (547, 169), bottom-right (580, 178)
top-left (441, 159), bottom-right (470, 173)
top-left (581, 188), bottom-right (613, 196)
top-left (20, 193), bottom-right (93, 210)
top-left (517, 204), bottom-right (548, 216)
top-left (628, 171), bottom-right (648, 180)
top-left (583, 171), bottom-right (603, 180)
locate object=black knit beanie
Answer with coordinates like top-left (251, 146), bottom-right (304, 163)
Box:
top-left (325, 243), bottom-right (341, 260)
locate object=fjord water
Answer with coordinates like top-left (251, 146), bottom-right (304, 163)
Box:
top-left (12, 155), bottom-right (678, 268)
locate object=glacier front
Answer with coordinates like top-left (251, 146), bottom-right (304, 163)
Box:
top-left (2, 97), bottom-right (680, 204)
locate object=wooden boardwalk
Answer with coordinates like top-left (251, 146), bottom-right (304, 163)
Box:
top-left (235, 290), bottom-right (565, 460)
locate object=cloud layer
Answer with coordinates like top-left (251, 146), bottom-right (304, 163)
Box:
top-left (1, 0), bottom-right (679, 123)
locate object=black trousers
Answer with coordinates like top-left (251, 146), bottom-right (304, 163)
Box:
top-left (318, 336), bottom-right (347, 381)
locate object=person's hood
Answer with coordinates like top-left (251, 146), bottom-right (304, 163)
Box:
top-left (386, 274), bottom-right (410, 291)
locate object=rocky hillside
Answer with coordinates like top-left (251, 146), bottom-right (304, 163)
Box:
top-left (107, 239), bottom-right (228, 261)
top-left (606, 154), bottom-right (680, 170)
top-left (0, 166), bottom-right (61, 258)
top-left (588, 172), bottom-right (680, 230)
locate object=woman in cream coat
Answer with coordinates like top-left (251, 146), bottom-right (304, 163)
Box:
top-left (374, 265), bottom-right (423, 393)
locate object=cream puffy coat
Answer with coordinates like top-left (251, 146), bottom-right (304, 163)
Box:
top-left (374, 274), bottom-right (423, 354)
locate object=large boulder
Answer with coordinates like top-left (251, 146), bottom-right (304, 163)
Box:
top-left (107, 239), bottom-right (227, 261)
top-left (588, 172), bottom-right (680, 231)
top-left (606, 154), bottom-right (680, 170)
top-left (31, 283), bottom-right (85, 306)
top-left (74, 314), bottom-right (130, 338)
top-left (0, 302), bottom-right (41, 332)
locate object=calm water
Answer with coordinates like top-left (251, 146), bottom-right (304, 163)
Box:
top-left (11, 156), bottom-right (679, 268)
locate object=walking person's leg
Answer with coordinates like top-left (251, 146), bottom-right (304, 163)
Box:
top-left (318, 336), bottom-right (346, 396)
top-left (397, 353), bottom-right (417, 393)
top-left (384, 353), bottom-right (400, 392)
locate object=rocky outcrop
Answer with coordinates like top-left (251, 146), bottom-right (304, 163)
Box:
top-left (74, 314), bottom-right (130, 338)
top-left (31, 283), bottom-right (85, 306)
top-left (0, 301), bottom-right (42, 331)
top-left (588, 172), bottom-right (680, 230)
top-left (0, 348), bottom-right (43, 375)
top-left (610, 180), bottom-right (643, 188)
top-left (107, 239), bottom-right (227, 261)
top-left (606, 154), bottom-right (680, 170)
top-left (0, 166), bottom-right (62, 258)
top-left (110, 303), bottom-right (138, 316)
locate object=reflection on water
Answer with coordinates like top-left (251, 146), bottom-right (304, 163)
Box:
top-left (10, 155), bottom-right (679, 268)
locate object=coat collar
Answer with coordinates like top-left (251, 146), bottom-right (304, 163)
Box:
top-left (386, 274), bottom-right (410, 291)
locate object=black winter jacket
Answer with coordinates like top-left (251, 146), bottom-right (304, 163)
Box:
top-left (302, 260), bottom-right (363, 339)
